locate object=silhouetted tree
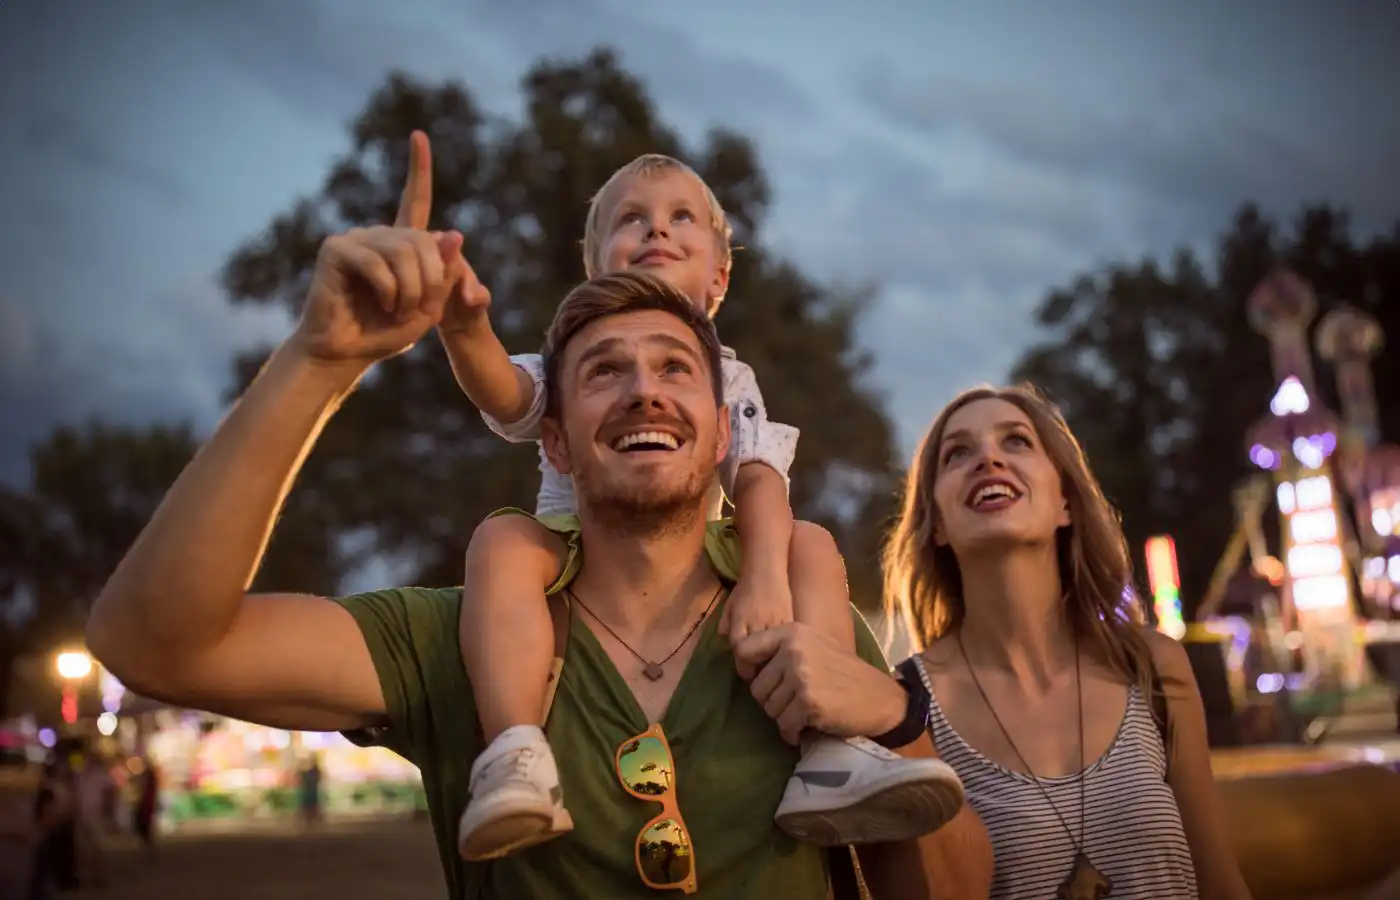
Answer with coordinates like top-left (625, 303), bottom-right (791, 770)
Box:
top-left (1012, 205), bottom-right (1400, 614)
top-left (0, 422), bottom-right (341, 713)
top-left (222, 49), bottom-right (898, 603)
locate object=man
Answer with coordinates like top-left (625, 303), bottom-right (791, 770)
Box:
top-left (86, 135), bottom-right (990, 898)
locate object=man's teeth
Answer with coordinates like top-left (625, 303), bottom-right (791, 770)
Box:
top-left (973, 485), bottom-right (1017, 505)
top-left (613, 431), bottom-right (680, 452)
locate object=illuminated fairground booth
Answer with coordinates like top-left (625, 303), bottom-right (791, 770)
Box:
top-left (96, 671), bottom-right (423, 827)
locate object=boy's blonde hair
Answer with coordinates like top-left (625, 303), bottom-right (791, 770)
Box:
top-left (582, 154), bottom-right (734, 315)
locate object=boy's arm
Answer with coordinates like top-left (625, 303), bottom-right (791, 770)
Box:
top-left (719, 358), bottom-right (800, 580)
top-left (731, 464), bottom-right (794, 585)
top-left (717, 358), bottom-right (802, 638)
top-left (440, 318), bottom-right (539, 432)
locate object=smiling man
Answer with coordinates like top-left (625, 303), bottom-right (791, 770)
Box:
top-left (85, 155), bottom-right (979, 896)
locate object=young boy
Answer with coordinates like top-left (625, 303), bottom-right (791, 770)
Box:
top-left (440, 154), bottom-right (962, 862)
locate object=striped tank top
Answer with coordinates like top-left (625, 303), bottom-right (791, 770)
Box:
top-left (912, 656), bottom-right (1198, 899)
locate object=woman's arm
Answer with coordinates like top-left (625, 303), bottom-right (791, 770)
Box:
top-left (1145, 631), bottom-right (1253, 900)
top-left (856, 742), bottom-right (994, 900)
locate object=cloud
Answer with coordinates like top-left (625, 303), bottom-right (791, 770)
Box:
top-left (458, 0), bottom-right (818, 138)
top-left (18, 111), bottom-right (188, 203)
top-left (157, 0), bottom-right (517, 122)
top-left (746, 137), bottom-right (1083, 453)
top-left (851, 64), bottom-right (1400, 236)
top-left (0, 279), bottom-right (291, 488)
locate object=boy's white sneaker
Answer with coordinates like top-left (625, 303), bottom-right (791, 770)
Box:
top-left (457, 725), bottom-right (574, 861)
top-left (774, 735), bottom-right (964, 846)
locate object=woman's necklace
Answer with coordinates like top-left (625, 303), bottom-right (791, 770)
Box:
top-left (567, 583), bottom-right (725, 681)
top-left (958, 632), bottom-right (1113, 900)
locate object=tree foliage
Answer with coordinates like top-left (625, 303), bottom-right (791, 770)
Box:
top-left (1012, 206), bottom-right (1400, 613)
top-left (221, 49), bottom-right (898, 601)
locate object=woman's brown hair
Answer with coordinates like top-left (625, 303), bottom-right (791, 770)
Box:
top-left (882, 383), bottom-right (1156, 697)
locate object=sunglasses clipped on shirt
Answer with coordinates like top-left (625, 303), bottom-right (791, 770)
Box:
top-left (615, 722), bottom-right (697, 894)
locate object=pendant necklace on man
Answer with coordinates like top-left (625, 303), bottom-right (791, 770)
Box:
top-left (568, 584), bottom-right (726, 681)
top-left (958, 632), bottom-right (1113, 900)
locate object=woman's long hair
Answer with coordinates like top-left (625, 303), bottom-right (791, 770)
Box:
top-left (882, 383), bottom-right (1156, 696)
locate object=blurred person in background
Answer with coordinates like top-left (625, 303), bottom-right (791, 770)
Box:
top-left (130, 756), bottom-right (158, 860)
top-left (297, 754), bottom-right (323, 830)
top-left (74, 750), bottom-right (112, 887)
top-left (25, 755), bottom-right (78, 899)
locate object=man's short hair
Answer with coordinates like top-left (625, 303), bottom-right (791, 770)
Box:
top-left (542, 272), bottom-right (725, 419)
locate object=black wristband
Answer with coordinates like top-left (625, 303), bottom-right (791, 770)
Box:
top-left (870, 657), bottom-right (931, 750)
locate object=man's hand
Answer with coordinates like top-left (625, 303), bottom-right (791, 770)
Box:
top-left (288, 131), bottom-right (469, 372)
top-left (720, 570), bottom-right (795, 662)
top-left (734, 623), bottom-right (906, 745)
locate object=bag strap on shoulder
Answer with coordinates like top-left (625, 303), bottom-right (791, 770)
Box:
top-left (540, 593), bottom-right (571, 724)
top-left (1148, 663), bottom-right (1174, 777)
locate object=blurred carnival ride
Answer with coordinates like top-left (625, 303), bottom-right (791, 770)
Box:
top-left (1154, 271), bottom-right (1400, 753)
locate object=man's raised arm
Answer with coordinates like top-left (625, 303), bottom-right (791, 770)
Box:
top-left (86, 133), bottom-right (471, 732)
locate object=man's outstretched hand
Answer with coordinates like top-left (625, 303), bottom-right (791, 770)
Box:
top-left (289, 131), bottom-right (480, 372)
top-left (734, 623), bottom-right (906, 746)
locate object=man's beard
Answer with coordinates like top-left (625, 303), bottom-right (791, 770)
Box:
top-left (574, 450), bottom-right (716, 539)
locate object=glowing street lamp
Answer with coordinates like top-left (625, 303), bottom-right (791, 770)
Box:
top-left (55, 651), bottom-right (94, 681)
top-left (54, 650), bottom-right (94, 725)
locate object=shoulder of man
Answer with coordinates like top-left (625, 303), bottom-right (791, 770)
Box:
top-left (702, 520), bottom-right (888, 670)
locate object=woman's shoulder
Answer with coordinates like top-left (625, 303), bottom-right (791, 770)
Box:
top-left (913, 636), bottom-right (961, 668)
top-left (1136, 626), bottom-right (1193, 682)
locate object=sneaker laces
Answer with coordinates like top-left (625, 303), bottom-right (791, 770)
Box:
top-left (841, 737), bottom-right (907, 764)
top-left (472, 746), bottom-right (538, 793)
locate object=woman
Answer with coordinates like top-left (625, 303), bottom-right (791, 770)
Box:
top-left (883, 385), bottom-right (1250, 900)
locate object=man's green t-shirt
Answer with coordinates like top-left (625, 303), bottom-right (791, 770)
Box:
top-left (337, 517), bottom-right (889, 899)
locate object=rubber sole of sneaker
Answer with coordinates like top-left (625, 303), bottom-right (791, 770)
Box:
top-left (458, 808), bottom-right (575, 862)
top-left (774, 778), bottom-right (964, 846)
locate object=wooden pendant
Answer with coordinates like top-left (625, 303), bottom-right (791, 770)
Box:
top-left (642, 662), bottom-right (665, 681)
top-left (1056, 852), bottom-right (1112, 900)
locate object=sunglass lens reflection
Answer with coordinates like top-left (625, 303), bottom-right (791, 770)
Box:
top-left (638, 817), bottom-right (692, 887)
top-left (618, 735), bottom-right (671, 796)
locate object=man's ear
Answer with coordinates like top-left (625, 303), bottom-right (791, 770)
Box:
top-left (715, 403), bottom-right (732, 467)
top-left (540, 417), bottom-right (573, 475)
